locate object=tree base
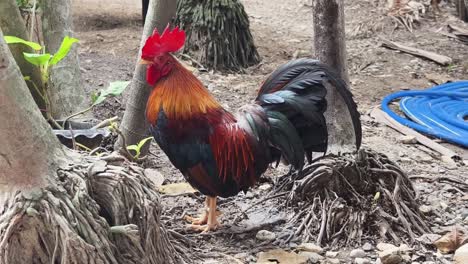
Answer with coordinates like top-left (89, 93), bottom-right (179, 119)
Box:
top-left (0, 153), bottom-right (186, 264)
top-left (276, 149), bottom-right (429, 247)
top-left (176, 0), bottom-right (260, 71)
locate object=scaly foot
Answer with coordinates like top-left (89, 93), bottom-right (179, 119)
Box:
top-left (184, 211), bottom-right (208, 225)
top-left (187, 218), bottom-right (221, 232)
top-left (186, 196), bottom-right (221, 233)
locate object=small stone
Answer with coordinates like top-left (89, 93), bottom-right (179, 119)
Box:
top-left (354, 258), bottom-right (370, 264)
top-left (325, 258), bottom-right (340, 264)
top-left (439, 202), bottom-right (448, 210)
top-left (350, 249), bottom-right (366, 258)
top-left (402, 254), bottom-right (412, 263)
top-left (325, 251), bottom-right (339, 258)
top-left (233, 252), bottom-right (249, 259)
top-left (399, 243), bottom-right (413, 252)
top-left (362, 242), bottom-right (373, 251)
top-left (379, 249), bottom-right (402, 264)
top-left (299, 252), bottom-right (323, 263)
top-left (454, 244), bottom-right (468, 264)
top-left (258, 183), bottom-right (272, 191)
top-left (255, 230), bottom-right (275, 241)
top-left (297, 243), bottom-right (323, 254)
top-left (376, 243), bottom-right (398, 251)
top-left (419, 205), bottom-right (433, 214)
top-left (399, 135), bottom-right (417, 144)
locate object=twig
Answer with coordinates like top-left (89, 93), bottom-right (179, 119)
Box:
top-left (316, 201), bottom-right (327, 245)
top-left (29, 0), bottom-right (37, 41)
top-left (91, 116), bottom-right (118, 130)
top-left (62, 105), bottom-right (94, 127)
top-left (179, 53), bottom-right (207, 71)
top-left (109, 125), bottom-right (138, 162)
top-left (89, 147), bottom-right (107, 156)
top-left (380, 38), bottom-right (453, 65)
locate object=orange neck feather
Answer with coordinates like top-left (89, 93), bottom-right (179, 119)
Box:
top-left (146, 57), bottom-right (221, 124)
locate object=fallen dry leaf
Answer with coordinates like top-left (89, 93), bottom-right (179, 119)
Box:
top-left (158, 182), bottom-right (197, 195)
top-left (257, 249), bottom-right (308, 264)
top-left (144, 168), bottom-right (165, 187)
top-left (434, 226), bottom-right (466, 254)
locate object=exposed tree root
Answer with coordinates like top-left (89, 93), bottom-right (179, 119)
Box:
top-left (0, 153), bottom-right (189, 264)
top-left (276, 149), bottom-right (430, 247)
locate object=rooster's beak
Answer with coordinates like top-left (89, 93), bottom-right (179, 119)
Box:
top-left (139, 59), bottom-right (152, 65)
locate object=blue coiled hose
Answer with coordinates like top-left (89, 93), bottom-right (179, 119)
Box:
top-left (381, 81), bottom-right (468, 147)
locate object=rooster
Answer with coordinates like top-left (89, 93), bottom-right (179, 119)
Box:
top-left (140, 26), bottom-right (361, 232)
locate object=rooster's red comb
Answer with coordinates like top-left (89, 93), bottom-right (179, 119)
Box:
top-left (141, 25), bottom-right (185, 60)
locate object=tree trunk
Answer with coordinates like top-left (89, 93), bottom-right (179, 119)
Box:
top-left (0, 0), bottom-right (45, 112)
top-left (457, 0), bottom-right (468, 21)
top-left (312, 0), bottom-right (349, 84)
top-left (41, 0), bottom-right (89, 120)
top-left (116, 0), bottom-right (177, 154)
top-left (0, 28), bottom-right (183, 264)
top-left (312, 0), bottom-right (361, 153)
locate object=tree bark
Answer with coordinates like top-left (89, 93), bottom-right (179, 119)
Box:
top-left (0, 28), bottom-right (62, 192)
top-left (0, 0), bottom-right (45, 112)
top-left (116, 0), bottom-right (177, 154)
top-left (41, 0), bottom-right (88, 119)
top-left (312, 0), bottom-right (349, 84)
top-left (0, 28), bottom-right (183, 264)
top-left (312, 0), bottom-right (361, 153)
top-left (457, 0), bottom-right (468, 21)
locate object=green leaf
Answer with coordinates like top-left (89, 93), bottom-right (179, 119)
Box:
top-left (126, 145), bottom-right (140, 157)
top-left (23, 52), bottom-right (51, 66)
top-left (93, 81), bottom-right (130, 105)
top-left (4, 36), bottom-right (41, 51)
top-left (137, 137), bottom-right (153, 149)
top-left (90, 91), bottom-right (98, 104)
top-left (24, 76), bottom-right (31, 81)
top-left (49, 36), bottom-right (79, 66)
top-left (374, 192), bottom-right (381, 201)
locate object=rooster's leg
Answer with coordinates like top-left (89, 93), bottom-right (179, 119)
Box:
top-left (188, 196), bottom-right (221, 232)
top-left (184, 197), bottom-right (209, 225)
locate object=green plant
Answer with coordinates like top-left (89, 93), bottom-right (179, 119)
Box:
top-left (5, 35), bottom-right (78, 128)
top-left (126, 137), bottom-right (153, 159)
top-left (62, 81), bottom-right (130, 126)
top-left (91, 81), bottom-right (130, 105)
top-left (4, 35), bottom-right (130, 129)
top-left (16, 0), bottom-right (33, 9)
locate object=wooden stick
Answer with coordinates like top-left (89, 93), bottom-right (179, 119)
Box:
top-left (448, 24), bottom-right (468, 43)
top-left (448, 24), bottom-right (468, 36)
top-left (380, 38), bottom-right (453, 65)
top-left (369, 107), bottom-right (460, 160)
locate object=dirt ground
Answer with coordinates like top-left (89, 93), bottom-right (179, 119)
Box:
top-left (72, 0), bottom-right (467, 263)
